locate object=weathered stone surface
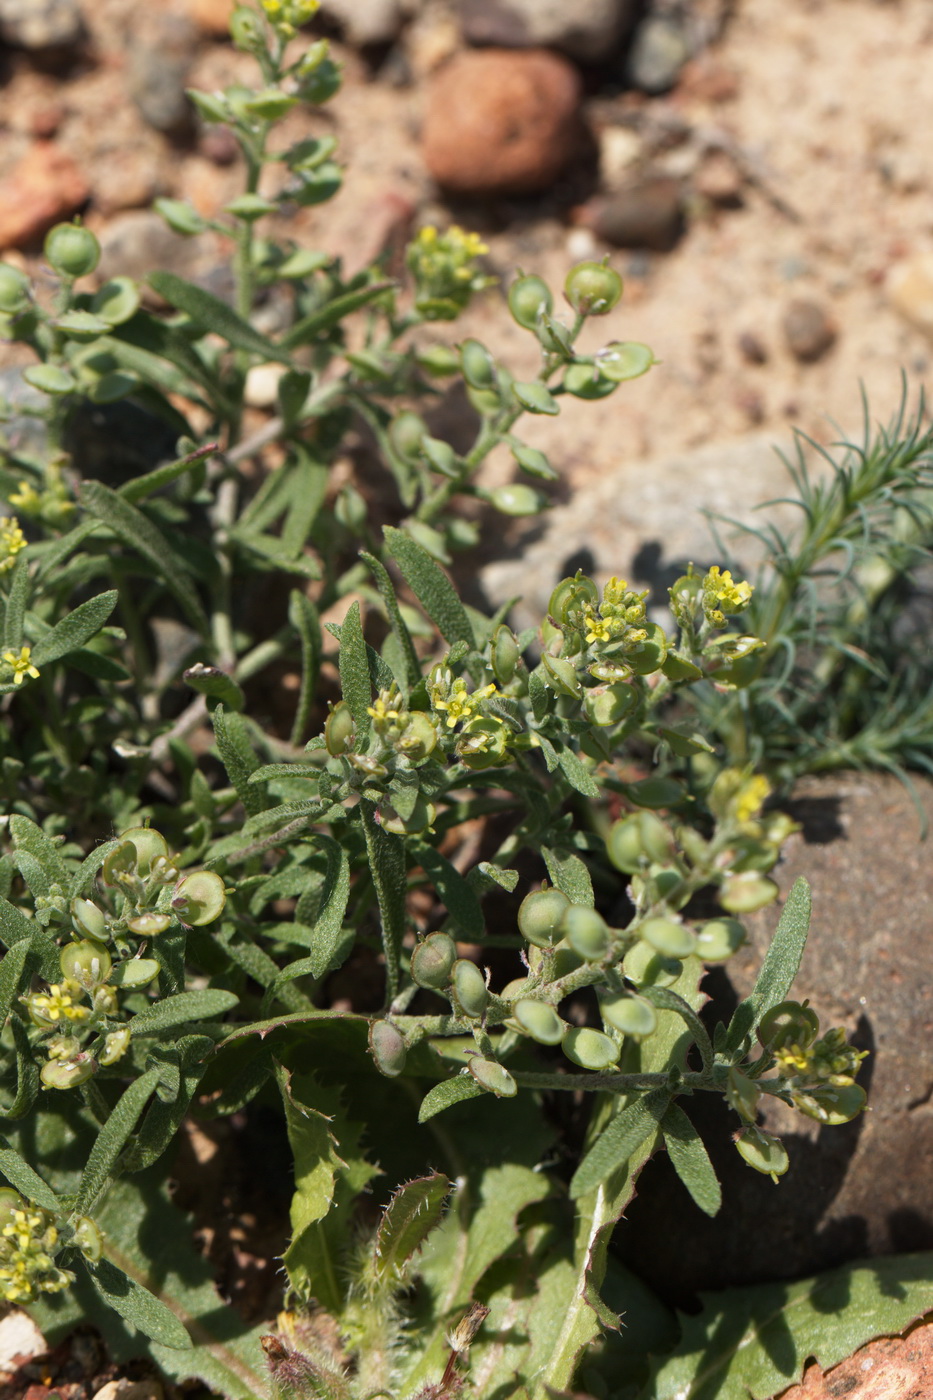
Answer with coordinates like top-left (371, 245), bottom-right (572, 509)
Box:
top-left (0, 0), bottom-right (83, 50)
top-left (888, 253), bottom-right (933, 340)
top-left (626, 14), bottom-right (692, 93)
top-left (320, 0), bottom-right (404, 47)
top-left (186, 0), bottom-right (234, 38)
top-left (783, 297), bottom-right (838, 363)
top-left (781, 1321), bottom-right (933, 1400)
top-left (459, 0), bottom-right (636, 63)
top-left (422, 48), bottom-right (583, 196)
top-left (126, 13), bottom-right (196, 136)
top-left (0, 142), bottom-right (89, 250)
top-left (615, 771), bottom-right (933, 1300)
top-left (0, 1309), bottom-right (46, 1373)
top-left (573, 174), bottom-right (685, 251)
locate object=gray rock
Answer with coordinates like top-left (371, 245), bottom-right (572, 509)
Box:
top-left (480, 432), bottom-right (800, 633)
top-left (459, 0), bottom-right (636, 64)
top-left (319, 0), bottom-right (404, 47)
top-left (616, 771), bottom-right (933, 1299)
top-left (575, 175), bottom-right (685, 252)
top-left (126, 14), bottom-right (195, 137)
top-left (0, 0), bottom-right (83, 50)
top-left (97, 210), bottom-right (202, 285)
top-left (625, 14), bottom-right (692, 93)
top-left (783, 297), bottom-right (838, 363)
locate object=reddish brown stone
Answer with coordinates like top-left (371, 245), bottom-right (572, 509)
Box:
top-left (422, 48), bottom-right (583, 196)
top-left (0, 141), bottom-right (89, 251)
top-left (186, 0), bottom-right (235, 38)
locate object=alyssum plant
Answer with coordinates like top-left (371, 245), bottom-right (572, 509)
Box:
top-left (0, 2), bottom-right (871, 1398)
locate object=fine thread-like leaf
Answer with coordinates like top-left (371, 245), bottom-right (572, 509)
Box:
top-left (384, 526), bottom-right (475, 648)
top-left (660, 1103), bottom-right (722, 1218)
top-left (726, 876), bottom-right (811, 1051)
top-left (570, 1089), bottom-right (672, 1200)
top-left (74, 1068), bottom-right (162, 1215)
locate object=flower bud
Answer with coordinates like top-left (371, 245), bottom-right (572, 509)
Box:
top-left (508, 274), bottom-right (553, 329)
top-left (564, 260), bottom-right (623, 316)
top-left (369, 1020), bottom-right (407, 1078)
top-left (695, 918), bottom-right (746, 962)
top-left (517, 887), bottom-right (570, 948)
top-left (734, 1126), bottom-right (789, 1182)
top-left (60, 940), bottom-right (111, 990)
top-left (452, 959), bottom-right (487, 1019)
top-left (44, 222), bottom-right (100, 279)
top-left (562, 1026), bottom-right (620, 1070)
top-left (561, 906), bottom-right (611, 962)
top-left (513, 998), bottom-right (564, 1046)
top-left (172, 870), bottom-right (227, 927)
top-left (599, 992), bottom-right (657, 1039)
top-left (640, 917), bottom-right (696, 960)
top-left (410, 932), bottom-right (456, 990)
top-left (467, 1058), bottom-right (516, 1097)
top-left (0, 1189), bottom-right (24, 1234)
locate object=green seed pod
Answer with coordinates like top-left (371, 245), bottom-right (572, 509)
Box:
top-left (696, 918), bottom-right (746, 962)
top-left (624, 776), bottom-right (685, 810)
top-left (646, 864), bottom-right (683, 904)
top-left (726, 1067), bottom-right (760, 1123)
top-left (584, 681), bottom-right (637, 727)
top-left (187, 89), bottom-right (231, 124)
top-left (119, 827), bottom-right (169, 877)
top-left (541, 653), bottom-right (582, 697)
top-left (41, 1055), bottom-right (97, 1090)
top-left (606, 811), bottom-right (673, 873)
top-left (369, 1020), bottom-right (407, 1078)
top-left (99, 1026), bottom-right (131, 1065)
top-left (415, 344), bottom-right (461, 376)
top-left (44, 222), bottom-right (100, 279)
top-left (60, 940), bottom-right (111, 990)
top-left (460, 338), bottom-right (496, 389)
top-left (627, 623), bottom-right (669, 675)
top-left (564, 260), bottom-right (623, 316)
top-left (640, 917), bottom-right (696, 960)
top-left (511, 441), bottom-right (558, 480)
top-left (421, 436), bottom-right (459, 478)
top-left (70, 897), bottom-right (107, 943)
top-left (23, 364), bottom-right (77, 396)
top-left (757, 1000), bottom-right (820, 1054)
top-left (489, 483), bottom-right (544, 516)
top-left (792, 1082), bottom-right (866, 1126)
top-left (468, 1058), bottom-right (517, 1097)
top-left (598, 341), bottom-right (655, 382)
top-left (518, 887), bottom-right (570, 948)
top-left (452, 959), bottom-right (488, 1019)
top-left (125, 912), bottom-right (172, 937)
top-left (379, 794), bottom-right (437, 837)
top-left (72, 1216), bottom-right (103, 1262)
top-left (734, 1126), bottom-right (789, 1181)
top-left (172, 870), bottom-right (227, 927)
top-left (622, 940), bottom-right (683, 988)
top-left (335, 484), bottom-right (367, 532)
top-left (513, 998), bottom-right (564, 1046)
top-left (456, 717), bottom-right (509, 770)
top-left (396, 711), bottom-right (438, 762)
top-left (0, 263), bottom-right (30, 314)
top-left (325, 700), bottom-right (355, 755)
top-left (490, 625), bottom-right (520, 685)
top-left (562, 362), bottom-right (617, 400)
top-left (229, 5), bottom-right (264, 49)
top-left (388, 410), bottom-right (428, 463)
top-left (536, 312), bottom-right (574, 356)
top-left (110, 958), bottom-right (160, 989)
top-left (561, 906), bottom-right (611, 962)
top-left (508, 274), bottom-right (553, 329)
top-left (720, 871), bottom-right (779, 914)
top-left (154, 197), bottom-right (208, 237)
top-left (501, 976), bottom-right (531, 1001)
top-left (600, 991), bottom-right (657, 1039)
top-left (102, 840), bottom-right (138, 887)
top-left (550, 940), bottom-right (585, 980)
top-left (89, 277), bottom-right (140, 327)
top-left (243, 88), bottom-right (298, 120)
top-left (548, 574), bottom-right (599, 625)
top-left (411, 932), bottom-right (457, 989)
top-left (562, 1026), bottom-right (620, 1070)
top-left (513, 381), bottom-right (559, 416)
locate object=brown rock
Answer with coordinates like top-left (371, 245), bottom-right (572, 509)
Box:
top-left (888, 252), bottom-right (933, 340)
top-left (738, 328), bottom-right (769, 364)
top-left (783, 297), bottom-right (838, 362)
top-left (780, 1322), bottom-right (933, 1400)
top-left (422, 48), bottom-right (583, 196)
top-left (574, 175), bottom-right (685, 251)
top-left (187, 0), bottom-right (235, 38)
top-left (0, 141), bottom-right (88, 250)
top-left (694, 149), bottom-right (744, 207)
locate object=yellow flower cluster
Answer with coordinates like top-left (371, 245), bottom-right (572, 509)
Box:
top-left (582, 577), bottom-right (649, 650)
top-left (407, 226), bottom-right (492, 320)
top-left (22, 981), bottom-right (89, 1027)
top-left (260, 0), bottom-right (319, 33)
top-left (0, 1208), bottom-right (72, 1305)
top-left (0, 516), bottom-right (25, 573)
top-left (430, 673), bottom-right (497, 730)
top-left (702, 566), bottom-right (754, 627)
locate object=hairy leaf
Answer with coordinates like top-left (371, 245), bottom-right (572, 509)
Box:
top-left (74, 1068), bottom-right (161, 1214)
top-left (418, 1076), bottom-right (486, 1121)
top-left (384, 526), bottom-right (475, 648)
top-left (660, 1103), bottom-right (721, 1218)
top-left (0, 1135), bottom-right (59, 1210)
top-left (129, 989), bottom-right (239, 1037)
top-left (149, 270), bottom-right (289, 363)
top-left (29, 591), bottom-right (118, 667)
top-left (86, 1256), bottom-right (192, 1351)
top-left (726, 876), bottom-right (811, 1051)
top-left (372, 1172), bottom-right (450, 1282)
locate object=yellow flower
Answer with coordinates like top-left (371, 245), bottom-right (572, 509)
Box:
top-left (583, 609), bottom-right (613, 645)
top-left (0, 517), bottom-right (25, 573)
top-left (705, 566), bottom-right (753, 611)
top-left (3, 646), bottom-right (39, 685)
top-left (734, 772), bottom-right (771, 824)
top-left (432, 679), bottom-right (497, 729)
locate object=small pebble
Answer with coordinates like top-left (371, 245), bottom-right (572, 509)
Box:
top-left (574, 175), bottom-right (684, 252)
top-left (199, 125), bottom-right (240, 167)
top-left (782, 298), bottom-right (837, 363)
top-left (319, 0), bottom-right (404, 47)
top-left (0, 1310), bottom-right (46, 1372)
top-left (887, 253), bottom-right (933, 339)
top-left (625, 15), bottom-right (691, 95)
top-left (458, 0), bottom-right (637, 63)
top-left (0, 0), bottom-right (83, 50)
top-left (737, 330), bottom-right (769, 365)
top-left (92, 1380), bottom-right (163, 1400)
top-left (422, 48), bottom-right (583, 196)
top-left (127, 14), bottom-right (196, 137)
top-left (186, 0), bottom-right (234, 38)
top-left (694, 150), bottom-right (743, 207)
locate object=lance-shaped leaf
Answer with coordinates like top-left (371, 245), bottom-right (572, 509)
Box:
top-left (74, 1068), bottom-right (161, 1215)
top-left (640, 983), bottom-right (714, 1077)
top-left (0, 1135), bottom-right (59, 1211)
top-left (9, 814), bottom-right (71, 886)
top-left (360, 801), bottom-right (407, 1004)
top-left (660, 1102), bottom-right (721, 1218)
top-left (418, 1076), bottom-right (486, 1122)
top-left (570, 1088), bottom-right (672, 1200)
top-left (336, 599), bottom-right (373, 742)
top-left (644, 1253), bottom-right (933, 1400)
top-left (128, 988), bottom-right (239, 1037)
top-left (281, 279), bottom-right (395, 349)
top-left (86, 1257), bottom-right (192, 1351)
top-left (543, 846), bottom-right (594, 907)
top-left (412, 844), bottom-right (483, 941)
top-left (184, 663), bottom-right (245, 712)
top-left (361, 549), bottom-right (421, 691)
top-left (725, 876), bottom-right (811, 1052)
top-left (384, 526), bottom-right (475, 648)
top-left (2, 556), bottom-right (29, 650)
top-left (308, 835), bottom-right (350, 978)
top-left (149, 270), bottom-right (290, 363)
top-left (29, 590), bottom-right (118, 667)
top-left (213, 705), bottom-right (267, 816)
top-left (372, 1172), bottom-right (450, 1283)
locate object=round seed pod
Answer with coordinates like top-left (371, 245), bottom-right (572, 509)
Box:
top-left (564, 261), bottom-right (623, 316)
top-left (70, 897), bottom-right (107, 943)
top-left (599, 341), bottom-right (655, 382)
top-left (500, 976), bottom-right (531, 1001)
top-left (369, 1020), bottom-right (407, 1078)
top-left (102, 839), bottom-right (138, 886)
top-left (490, 483), bottom-right (544, 517)
top-left (411, 932), bottom-right (457, 990)
top-left (40, 1055), bottom-right (97, 1090)
top-left (513, 998), bottom-right (564, 1046)
top-left (793, 1082), bottom-right (866, 1126)
top-left (389, 410), bottom-right (427, 463)
top-left (172, 870), bottom-right (227, 927)
top-left (562, 1027), bottom-right (620, 1071)
top-left (60, 941), bottom-right (111, 990)
top-left (548, 574), bottom-right (598, 625)
top-left (622, 940), bottom-right (682, 988)
top-left (508, 274), bottom-right (553, 329)
top-left (452, 959), bottom-right (488, 1019)
top-left (600, 992), bottom-right (657, 1039)
top-left (44, 222), bottom-right (100, 279)
top-left (561, 906), bottom-right (611, 962)
top-left (324, 700), bottom-right (355, 755)
top-left (550, 940), bottom-right (584, 980)
top-left (562, 362), bottom-right (617, 400)
top-left (460, 338), bottom-right (496, 389)
top-left (720, 872), bottom-right (779, 913)
top-left (72, 1215), bottom-right (103, 1262)
top-left (607, 812), bottom-right (672, 873)
top-left (490, 625), bottom-right (520, 685)
top-left (0, 263), bottom-right (29, 314)
top-left (119, 827), bottom-right (169, 877)
top-left (625, 776), bottom-right (685, 809)
top-left (541, 653), bottom-right (581, 697)
top-left (695, 918), bottom-right (746, 962)
top-left (734, 1126), bottom-right (789, 1180)
top-left (125, 911), bottom-right (172, 938)
top-left (584, 681), bottom-right (638, 727)
top-left (517, 887), bottom-right (570, 948)
top-left (757, 1000), bottom-right (820, 1054)
top-left (640, 917), bottom-right (696, 960)
top-left (468, 1058), bottom-right (516, 1097)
